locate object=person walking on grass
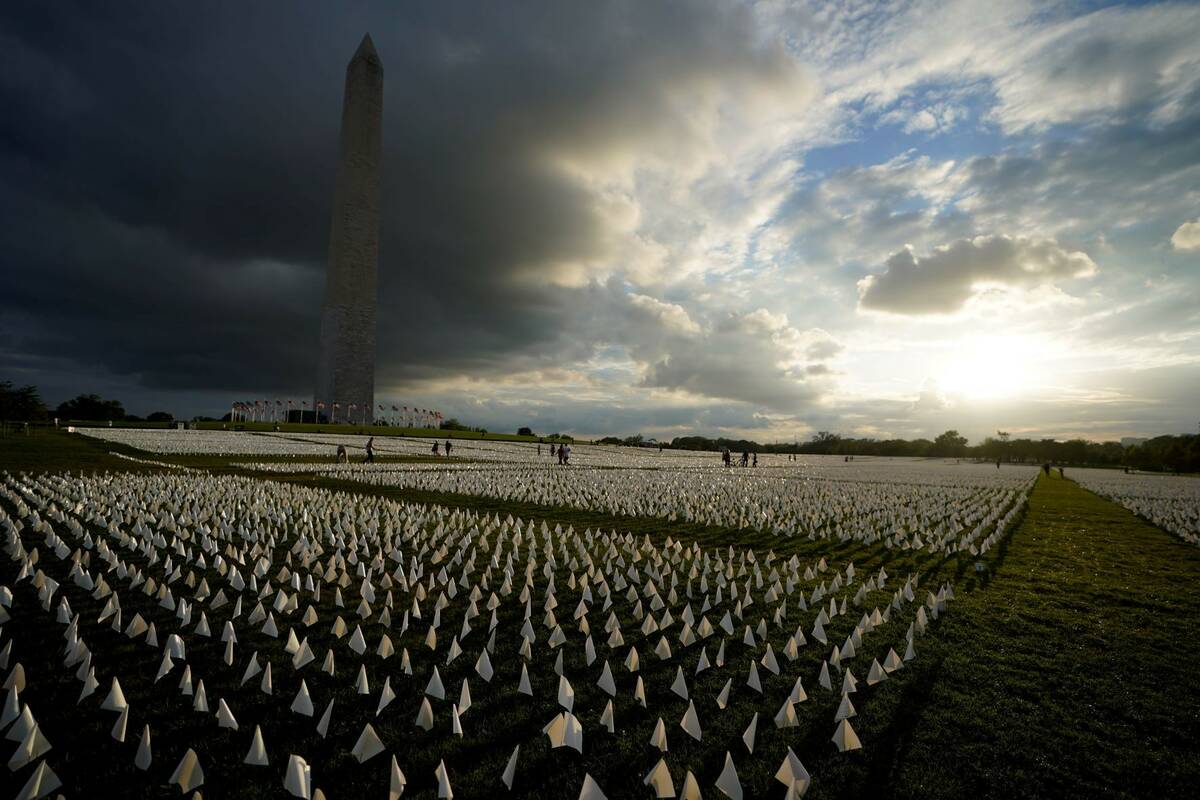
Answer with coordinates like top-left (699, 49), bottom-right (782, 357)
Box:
top-left (336, 444), bottom-right (347, 464)
top-left (433, 441), bottom-right (440, 456)
top-left (445, 439), bottom-right (453, 458)
top-left (365, 436), bottom-right (374, 463)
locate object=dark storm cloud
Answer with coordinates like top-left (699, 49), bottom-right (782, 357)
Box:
top-left (0, 0), bottom-right (802, 406)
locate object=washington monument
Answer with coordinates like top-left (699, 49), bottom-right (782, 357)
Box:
top-left (315, 34), bottom-right (382, 424)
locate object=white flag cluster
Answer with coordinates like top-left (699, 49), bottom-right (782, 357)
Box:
top-left (0, 448), bottom-right (1003, 798)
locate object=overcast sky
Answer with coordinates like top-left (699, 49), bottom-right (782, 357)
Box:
top-left (2, 1), bottom-right (1198, 442)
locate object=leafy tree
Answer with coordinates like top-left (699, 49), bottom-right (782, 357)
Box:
top-left (809, 431), bottom-right (842, 454)
top-left (932, 429), bottom-right (969, 457)
top-left (517, 427), bottom-right (534, 437)
top-left (55, 393), bottom-right (125, 422)
top-left (0, 381), bottom-right (48, 421)
top-left (979, 436), bottom-right (1005, 461)
top-left (147, 411), bottom-right (174, 423)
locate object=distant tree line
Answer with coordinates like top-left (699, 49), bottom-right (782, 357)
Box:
top-left (439, 417), bottom-right (487, 434)
top-left (597, 434), bottom-right (661, 447)
top-left (0, 382), bottom-right (48, 421)
top-left (512, 427), bottom-right (574, 442)
top-left (1, 382), bottom-right (175, 424)
top-left (661, 429), bottom-right (1200, 473)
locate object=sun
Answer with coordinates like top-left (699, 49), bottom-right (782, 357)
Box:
top-left (938, 335), bottom-right (1039, 400)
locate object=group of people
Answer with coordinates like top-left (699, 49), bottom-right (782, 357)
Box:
top-left (548, 442), bottom-right (571, 465)
top-left (336, 435), bottom-right (457, 463)
top-left (721, 448), bottom-right (757, 467)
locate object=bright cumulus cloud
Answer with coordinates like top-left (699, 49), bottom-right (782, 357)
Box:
top-left (1172, 219), bottom-right (1200, 251)
top-left (2, 0), bottom-right (1199, 444)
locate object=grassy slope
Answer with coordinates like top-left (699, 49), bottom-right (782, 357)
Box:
top-left (862, 473), bottom-right (1200, 800)
top-left (0, 429), bottom-right (464, 474)
top-left (0, 426), bottom-right (153, 473)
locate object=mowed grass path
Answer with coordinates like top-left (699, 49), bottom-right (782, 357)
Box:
top-left (858, 474), bottom-right (1200, 800)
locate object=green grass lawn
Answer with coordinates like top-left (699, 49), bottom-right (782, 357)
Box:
top-left (0, 425), bottom-right (153, 472)
top-left (0, 428), bottom-right (463, 474)
top-left (1, 439), bottom-right (1197, 798)
top-left (861, 473), bottom-right (1200, 800)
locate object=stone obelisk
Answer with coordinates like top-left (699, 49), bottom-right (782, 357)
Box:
top-left (315, 34), bottom-right (382, 424)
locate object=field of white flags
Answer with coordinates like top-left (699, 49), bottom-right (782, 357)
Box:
top-left (14, 427), bottom-right (1200, 798)
top-left (80, 428), bottom-right (571, 462)
top-left (80, 429), bottom-right (1035, 549)
top-left (259, 460), bottom-right (1031, 549)
top-left (1069, 468), bottom-right (1200, 545)
top-left (0, 428), bottom-right (1050, 800)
